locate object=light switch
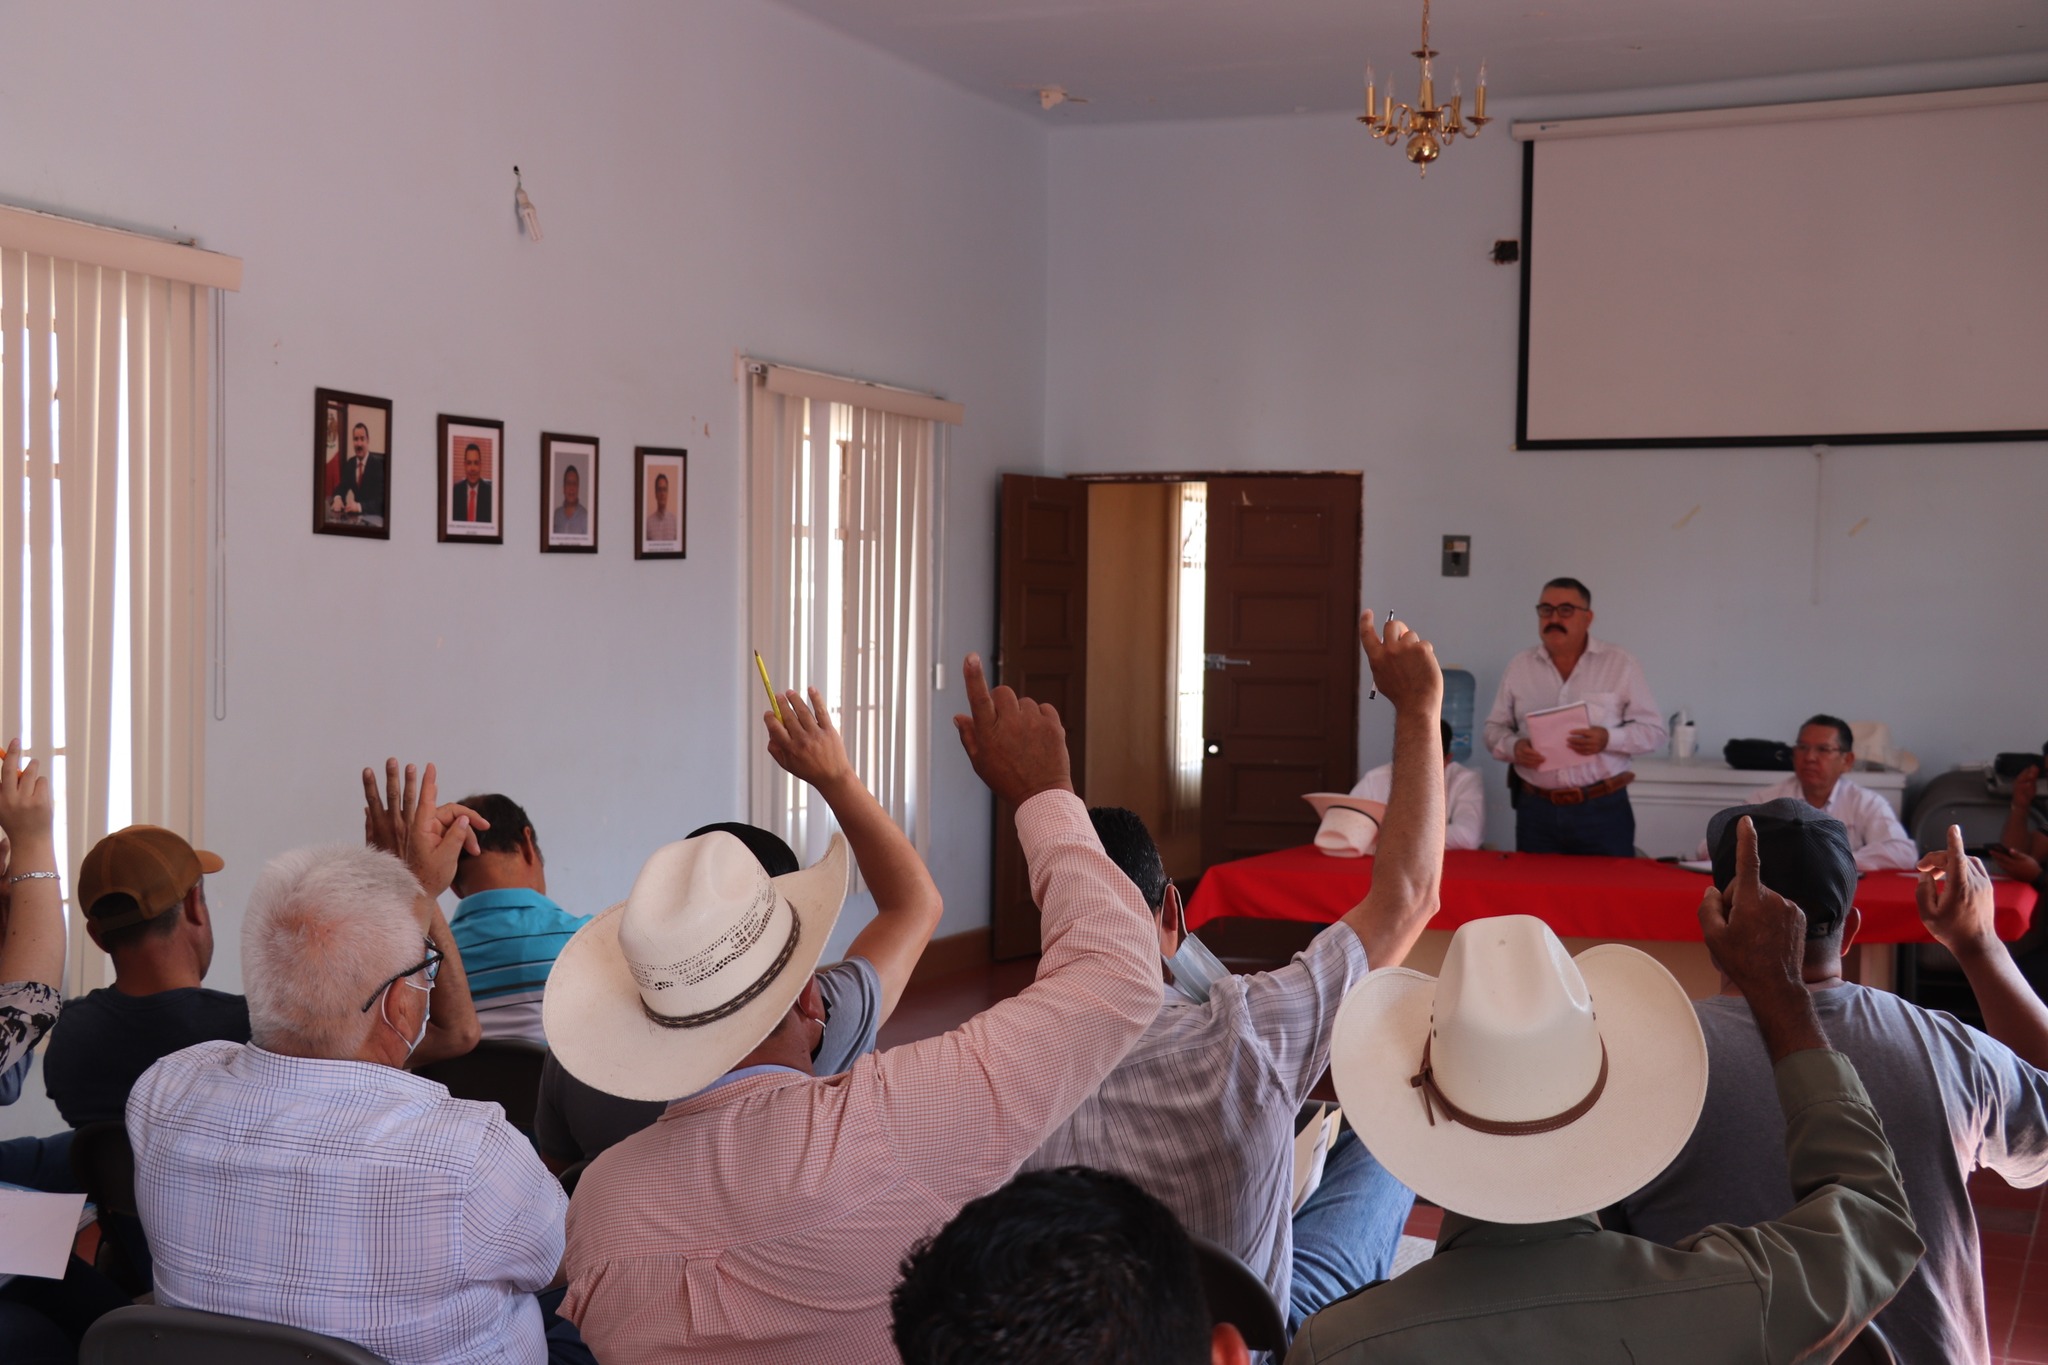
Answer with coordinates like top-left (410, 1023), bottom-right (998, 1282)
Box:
top-left (1442, 535), bottom-right (1471, 577)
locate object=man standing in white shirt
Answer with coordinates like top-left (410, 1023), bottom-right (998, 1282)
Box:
top-left (1349, 720), bottom-right (1485, 851)
top-left (1483, 577), bottom-right (1666, 857)
top-left (1741, 716), bottom-right (1918, 871)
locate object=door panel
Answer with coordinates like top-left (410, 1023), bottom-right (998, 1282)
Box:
top-left (991, 474), bottom-right (1089, 960)
top-left (1201, 477), bottom-right (1362, 867)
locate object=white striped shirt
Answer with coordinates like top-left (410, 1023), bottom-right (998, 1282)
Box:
top-left (1483, 637), bottom-right (1667, 791)
top-left (128, 1041), bottom-right (565, 1365)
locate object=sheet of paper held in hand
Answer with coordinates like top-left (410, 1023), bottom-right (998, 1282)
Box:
top-left (1526, 701), bottom-right (1591, 774)
top-left (0, 1187), bottom-right (88, 1279)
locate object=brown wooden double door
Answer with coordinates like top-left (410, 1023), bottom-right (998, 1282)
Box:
top-left (991, 473), bottom-right (1361, 959)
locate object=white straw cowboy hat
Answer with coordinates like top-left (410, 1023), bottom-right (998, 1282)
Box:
top-left (1303, 794), bottom-right (1388, 858)
top-left (1330, 914), bottom-right (1706, 1223)
top-left (543, 830), bottom-right (850, 1101)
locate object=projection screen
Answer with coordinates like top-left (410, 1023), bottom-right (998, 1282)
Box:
top-left (1515, 84), bottom-right (2048, 448)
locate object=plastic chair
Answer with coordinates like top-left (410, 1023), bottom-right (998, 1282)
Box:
top-left (1192, 1234), bottom-right (1287, 1354)
top-left (80, 1304), bottom-right (389, 1364)
top-left (413, 1039), bottom-right (548, 1130)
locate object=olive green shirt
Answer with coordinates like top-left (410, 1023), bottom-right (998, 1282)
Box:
top-left (1287, 1049), bottom-right (1923, 1365)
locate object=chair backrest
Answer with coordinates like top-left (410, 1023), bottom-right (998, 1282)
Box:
top-left (557, 1156), bottom-right (592, 1196)
top-left (413, 1038), bottom-right (549, 1129)
top-left (80, 1304), bottom-right (390, 1365)
top-left (70, 1120), bottom-right (137, 1218)
top-left (1192, 1234), bottom-right (1287, 1353)
top-left (1907, 768), bottom-right (2011, 854)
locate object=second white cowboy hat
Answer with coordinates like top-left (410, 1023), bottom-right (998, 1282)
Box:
top-left (1330, 914), bottom-right (1707, 1223)
top-left (543, 829), bottom-right (850, 1101)
top-left (1303, 793), bottom-right (1388, 858)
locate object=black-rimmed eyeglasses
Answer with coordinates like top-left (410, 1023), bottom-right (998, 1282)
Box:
top-left (360, 939), bottom-right (443, 1012)
top-left (1535, 603), bottom-right (1586, 620)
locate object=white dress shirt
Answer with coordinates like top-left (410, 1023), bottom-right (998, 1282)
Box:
top-left (128, 1041), bottom-right (565, 1365)
top-left (1745, 775), bottom-right (1920, 871)
top-left (1483, 637), bottom-right (1667, 792)
top-left (1349, 761), bottom-right (1486, 851)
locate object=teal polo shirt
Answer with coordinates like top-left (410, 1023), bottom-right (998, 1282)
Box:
top-left (447, 888), bottom-right (591, 1045)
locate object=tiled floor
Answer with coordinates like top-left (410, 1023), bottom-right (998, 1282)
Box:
top-left (893, 955), bottom-right (2048, 1362)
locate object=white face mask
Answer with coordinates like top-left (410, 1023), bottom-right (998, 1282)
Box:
top-left (378, 957), bottom-right (435, 1059)
top-left (1162, 892), bottom-right (1231, 1006)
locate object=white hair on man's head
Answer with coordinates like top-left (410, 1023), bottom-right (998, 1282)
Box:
top-left (243, 845), bottom-right (423, 1057)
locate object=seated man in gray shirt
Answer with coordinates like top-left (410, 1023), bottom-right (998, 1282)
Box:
top-left (1614, 803), bottom-right (2048, 1365)
top-left (534, 687), bottom-right (940, 1168)
top-left (1026, 611), bottom-right (1446, 1331)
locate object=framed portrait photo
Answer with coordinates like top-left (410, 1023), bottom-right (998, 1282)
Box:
top-left (634, 447), bottom-right (687, 560)
top-left (313, 388), bottom-right (393, 539)
top-left (540, 432), bottom-right (599, 553)
top-left (437, 415), bottom-right (505, 545)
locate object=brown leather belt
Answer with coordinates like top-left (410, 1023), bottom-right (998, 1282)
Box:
top-left (1534, 772), bottom-right (1635, 806)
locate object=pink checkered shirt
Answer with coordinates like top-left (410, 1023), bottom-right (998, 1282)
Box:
top-left (559, 790), bottom-right (1161, 1364)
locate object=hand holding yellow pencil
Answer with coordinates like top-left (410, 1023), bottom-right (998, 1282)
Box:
top-left (754, 651), bottom-right (785, 724)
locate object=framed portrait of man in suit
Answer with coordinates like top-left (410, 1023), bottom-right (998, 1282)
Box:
top-left (540, 432), bottom-right (599, 553)
top-left (438, 415), bottom-right (504, 545)
top-left (313, 388), bottom-right (393, 539)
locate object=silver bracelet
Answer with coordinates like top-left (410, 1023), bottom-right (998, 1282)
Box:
top-left (7, 871), bottom-right (59, 884)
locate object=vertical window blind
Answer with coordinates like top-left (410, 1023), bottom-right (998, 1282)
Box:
top-left (1, 205), bottom-right (239, 994)
top-left (746, 363), bottom-right (960, 870)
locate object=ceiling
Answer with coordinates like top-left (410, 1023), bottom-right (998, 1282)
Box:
top-left (775, 0), bottom-right (2048, 122)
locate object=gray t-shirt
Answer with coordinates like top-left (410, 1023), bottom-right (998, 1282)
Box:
top-left (534, 955), bottom-right (882, 1166)
top-left (1614, 984), bottom-right (2048, 1365)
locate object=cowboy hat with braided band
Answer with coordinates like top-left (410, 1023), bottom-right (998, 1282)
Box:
top-left (543, 830), bottom-right (849, 1101)
top-left (1330, 914), bottom-right (1707, 1223)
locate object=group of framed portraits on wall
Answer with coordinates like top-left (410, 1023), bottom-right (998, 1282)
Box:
top-left (312, 387), bottom-right (686, 559)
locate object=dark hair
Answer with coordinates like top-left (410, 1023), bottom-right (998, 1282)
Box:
top-left (1439, 720), bottom-right (1454, 754)
top-left (687, 822), bottom-right (799, 878)
top-left (455, 794), bottom-right (541, 861)
top-left (91, 893), bottom-right (186, 953)
top-left (1799, 715), bottom-right (1855, 754)
top-left (892, 1166), bottom-right (1212, 1365)
top-left (655, 473), bottom-right (669, 489)
top-left (1088, 807), bottom-right (1169, 912)
top-left (1542, 576), bottom-right (1592, 605)
top-left (352, 421), bottom-right (369, 438)
top-left (463, 442), bottom-right (481, 457)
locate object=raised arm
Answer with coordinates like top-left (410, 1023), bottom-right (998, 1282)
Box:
top-left (1919, 824), bottom-right (2048, 1070)
top-left (1338, 613), bottom-right (1445, 970)
top-left (766, 687), bottom-right (942, 1023)
top-left (2001, 765), bottom-right (2039, 855)
top-left (1688, 816), bottom-right (1923, 1362)
top-left (870, 656), bottom-right (1158, 1201)
top-left (0, 740), bottom-right (65, 993)
top-left (364, 759), bottom-right (486, 1065)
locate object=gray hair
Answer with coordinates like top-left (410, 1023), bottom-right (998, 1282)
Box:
top-left (242, 845), bottom-right (423, 1057)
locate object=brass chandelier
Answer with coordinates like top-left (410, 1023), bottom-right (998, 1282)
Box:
top-left (1359, 0), bottom-right (1489, 174)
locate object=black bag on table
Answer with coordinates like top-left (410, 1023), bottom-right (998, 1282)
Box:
top-left (1723, 738), bottom-right (1793, 771)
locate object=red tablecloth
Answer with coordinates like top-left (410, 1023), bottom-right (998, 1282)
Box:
top-left (1186, 846), bottom-right (2039, 945)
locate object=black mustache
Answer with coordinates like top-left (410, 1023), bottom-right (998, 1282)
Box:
top-left (1543, 624), bottom-right (1567, 633)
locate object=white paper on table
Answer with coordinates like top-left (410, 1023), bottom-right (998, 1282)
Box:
top-left (0, 1188), bottom-right (88, 1279)
top-left (1525, 702), bottom-right (1591, 774)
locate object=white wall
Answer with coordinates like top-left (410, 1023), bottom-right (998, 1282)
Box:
top-left (0, 0), bottom-right (1046, 1025)
top-left (1046, 110), bottom-right (2048, 850)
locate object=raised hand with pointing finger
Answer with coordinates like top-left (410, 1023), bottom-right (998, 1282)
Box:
top-left (953, 654), bottom-right (1072, 808)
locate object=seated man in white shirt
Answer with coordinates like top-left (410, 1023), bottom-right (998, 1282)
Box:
top-left (1349, 721), bottom-right (1484, 852)
top-left (129, 828), bottom-right (582, 1365)
top-left (1740, 715), bottom-right (1917, 871)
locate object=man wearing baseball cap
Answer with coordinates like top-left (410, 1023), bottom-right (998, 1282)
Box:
top-left (1615, 802), bottom-right (2048, 1363)
top-left (1288, 816), bottom-right (1923, 1362)
top-left (41, 825), bottom-right (242, 1128)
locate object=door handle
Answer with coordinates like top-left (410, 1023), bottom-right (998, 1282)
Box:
top-left (1206, 742), bottom-right (1221, 756)
top-left (1203, 653), bottom-right (1252, 671)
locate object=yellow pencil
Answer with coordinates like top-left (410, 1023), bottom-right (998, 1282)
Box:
top-left (754, 651), bottom-right (785, 723)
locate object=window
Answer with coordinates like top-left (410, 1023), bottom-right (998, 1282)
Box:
top-left (746, 363), bottom-right (960, 866)
top-left (2, 208), bottom-right (237, 994)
